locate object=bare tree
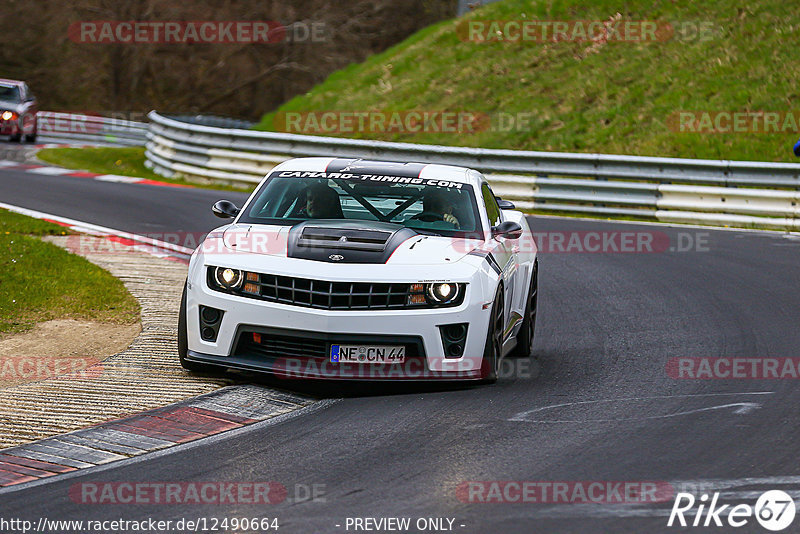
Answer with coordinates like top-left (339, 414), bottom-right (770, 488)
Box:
top-left (0, 0), bottom-right (455, 119)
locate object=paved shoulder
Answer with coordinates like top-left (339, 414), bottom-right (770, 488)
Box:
top-left (0, 234), bottom-right (314, 454)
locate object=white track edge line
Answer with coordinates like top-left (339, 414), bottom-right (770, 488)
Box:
top-left (0, 398), bottom-right (338, 495)
top-left (0, 202), bottom-right (194, 256)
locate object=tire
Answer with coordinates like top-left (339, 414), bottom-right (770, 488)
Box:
top-left (24, 117), bottom-right (36, 143)
top-left (178, 282), bottom-right (216, 373)
top-left (480, 287), bottom-right (504, 383)
top-left (509, 261), bottom-right (538, 358)
top-left (9, 133), bottom-right (21, 143)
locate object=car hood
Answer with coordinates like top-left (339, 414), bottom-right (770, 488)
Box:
top-left (0, 100), bottom-right (23, 113)
top-left (214, 222), bottom-right (482, 265)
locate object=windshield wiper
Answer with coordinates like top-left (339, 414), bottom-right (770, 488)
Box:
top-left (410, 228), bottom-right (441, 236)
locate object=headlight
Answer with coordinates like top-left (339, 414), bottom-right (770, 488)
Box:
top-left (408, 282), bottom-right (465, 306)
top-left (426, 282), bottom-right (460, 304)
top-left (214, 267), bottom-right (243, 289)
top-left (1, 111), bottom-right (17, 121)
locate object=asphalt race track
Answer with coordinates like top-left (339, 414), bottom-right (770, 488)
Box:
top-left (1, 162), bottom-right (799, 533)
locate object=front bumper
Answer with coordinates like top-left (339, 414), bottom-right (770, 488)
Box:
top-left (186, 325), bottom-right (486, 381)
top-left (0, 121), bottom-right (20, 136)
top-left (185, 262), bottom-right (495, 381)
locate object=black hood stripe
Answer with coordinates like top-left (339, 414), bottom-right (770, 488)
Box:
top-left (469, 250), bottom-right (502, 275)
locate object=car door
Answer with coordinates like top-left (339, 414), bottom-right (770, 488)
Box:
top-left (20, 84), bottom-right (37, 134)
top-left (481, 182), bottom-right (517, 335)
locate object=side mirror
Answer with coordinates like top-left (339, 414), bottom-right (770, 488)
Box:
top-left (492, 220), bottom-right (522, 240)
top-left (495, 197), bottom-right (515, 210)
top-left (212, 200), bottom-right (240, 219)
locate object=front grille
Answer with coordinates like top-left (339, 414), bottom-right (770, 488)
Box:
top-left (239, 331), bottom-right (328, 360)
top-left (235, 328), bottom-right (424, 363)
top-left (255, 275), bottom-right (412, 310)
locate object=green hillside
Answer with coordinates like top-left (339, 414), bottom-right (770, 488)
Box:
top-left (256, 0), bottom-right (800, 162)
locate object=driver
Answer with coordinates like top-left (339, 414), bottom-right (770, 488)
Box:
top-left (298, 183), bottom-right (343, 218)
top-left (419, 189), bottom-right (460, 228)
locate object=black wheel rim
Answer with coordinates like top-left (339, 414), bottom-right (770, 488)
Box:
top-left (520, 263), bottom-right (538, 354)
top-left (529, 264), bottom-right (538, 330)
top-left (491, 293), bottom-right (504, 373)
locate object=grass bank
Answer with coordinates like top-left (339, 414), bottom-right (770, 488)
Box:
top-left (255, 0), bottom-right (800, 162)
top-left (36, 147), bottom-right (252, 192)
top-left (0, 209), bottom-right (139, 334)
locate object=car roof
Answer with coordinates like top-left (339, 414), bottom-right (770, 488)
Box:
top-left (270, 157), bottom-right (484, 187)
top-left (0, 79), bottom-right (24, 87)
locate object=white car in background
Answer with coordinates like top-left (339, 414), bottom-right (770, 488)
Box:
top-left (0, 78), bottom-right (38, 143)
top-left (178, 157), bottom-right (538, 381)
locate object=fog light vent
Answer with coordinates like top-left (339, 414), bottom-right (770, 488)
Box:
top-left (439, 322), bottom-right (468, 359)
top-left (199, 305), bottom-right (224, 342)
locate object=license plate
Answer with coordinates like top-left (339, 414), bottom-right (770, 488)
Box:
top-left (330, 344), bottom-right (406, 364)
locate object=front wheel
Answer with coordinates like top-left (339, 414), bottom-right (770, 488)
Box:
top-left (509, 261), bottom-right (538, 358)
top-left (480, 288), bottom-right (504, 383)
top-left (178, 282), bottom-right (216, 373)
top-left (24, 117), bottom-right (37, 143)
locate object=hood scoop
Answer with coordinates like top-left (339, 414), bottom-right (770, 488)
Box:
top-left (297, 227), bottom-right (392, 252)
top-left (288, 221), bottom-right (417, 263)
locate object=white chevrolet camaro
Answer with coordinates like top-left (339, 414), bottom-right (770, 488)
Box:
top-left (179, 157), bottom-right (538, 381)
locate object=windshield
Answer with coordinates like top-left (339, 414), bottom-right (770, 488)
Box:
top-left (239, 171), bottom-right (482, 236)
top-left (0, 84), bottom-right (20, 102)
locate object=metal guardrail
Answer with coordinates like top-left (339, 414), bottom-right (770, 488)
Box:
top-left (164, 114), bottom-right (255, 130)
top-left (145, 111), bottom-right (800, 230)
top-left (37, 111), bottom-right (148, 146)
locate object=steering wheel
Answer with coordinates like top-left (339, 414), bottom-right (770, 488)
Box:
top-left (411, 211), bottom-right (445, 222)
